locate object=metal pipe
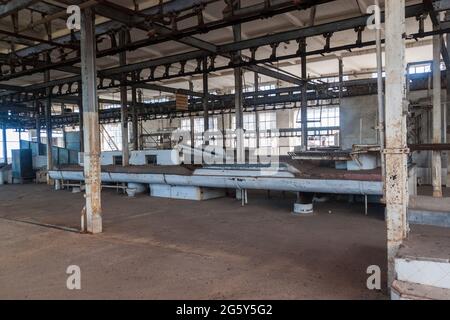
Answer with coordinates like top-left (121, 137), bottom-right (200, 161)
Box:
top-left (48, 170), bottom-right (383, 196)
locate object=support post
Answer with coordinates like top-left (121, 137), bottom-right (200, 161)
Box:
top-left (203, 57), bottom-right (209, 145)
top-left (375, 0), bottom-right (386, 200)
top-left (432, 29), bottom-right (443, 198)
top-left (300, 38), bottom-right (308, 151)
top-left (255, 72), bottom-right (260, 151)
top-left (81, 7), bottom-right (102, 234)
top-left (338, 57), bottom-right (344, 148)
top-left (44, 21), bottom-right (53, 184)
top-left (35, 99), bottom-right (41, 153)
top-left (2, 124), bottom-right (7, 164)
top-left (119, 30), bottom-right (129, 167)
top-left (79, 92), bottom-right (84, 152)
top-left (233, 0), bottom-right (244, 164)
top-left (447, 12), bottom-right (450, 186)
top-left (131, 83), bottom-right (139, 151)
top-left (45, 69), bottom-right (53, 184)
top-left (384, 0), bottom-right (409, 288)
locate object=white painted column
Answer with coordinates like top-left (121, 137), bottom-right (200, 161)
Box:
top-left (384, 0), bottom-right (409, 287)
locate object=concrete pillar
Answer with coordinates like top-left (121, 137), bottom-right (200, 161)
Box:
top-left (2, 124), bottom-right (7, 164)
top-left (384, 0), bottom-right (409, 287)
top-left (119, 30), bottom-right (129, 167)
top-left (81, 7), bottom-right (102, 234)
top-left (233, 0), bottom-right (244, 164)
top-left (432, 31), bottom-right (443, 198)
top-left (300, 38), bottom-right (308, 151)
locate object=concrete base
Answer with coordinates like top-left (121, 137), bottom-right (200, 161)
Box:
top-left (150, 184), bottom-right (225, 201)
top-left (391, 280), bottom-right (450, 300)
top-left (293, 203), bottom-right (314, 215)
top-left (408, 196), bottom-right (450, 228)
top-left (392, 226), bottom-right (450, 300)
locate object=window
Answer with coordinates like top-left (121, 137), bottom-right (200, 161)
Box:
top-left (180, 119), bottom-right (190, 131)
top-left (193, 117), bottom-right (218, 147)
top-left (259, 112), bottom-right (277, 150)
top-left (308, 106), bottom-right (340, 128)
top-left (101, 123), bottom-right (122, 151)
top-left (230, 113), bottom-right (257, 148)
top-left (294, 105), bottom-right (340, 149)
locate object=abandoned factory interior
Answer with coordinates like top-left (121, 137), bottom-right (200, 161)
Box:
top-left (1, 0), bottom-right (450, 301)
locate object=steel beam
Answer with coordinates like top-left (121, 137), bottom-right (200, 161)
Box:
top-left (384, 0), bottom-right (409, 289)
top-left (3, 2), bottom-right (449, 89)
top-left (0, 0), bottom-right (38, 19)
top-left (80, 7), bottom-right (102, 234)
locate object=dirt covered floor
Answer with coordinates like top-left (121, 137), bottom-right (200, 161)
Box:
top-left (0, 184), bottom-right (388, 299)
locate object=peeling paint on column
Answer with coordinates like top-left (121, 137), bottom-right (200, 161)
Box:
top-left (384, 0), bottom-right (409, 289)
top-left (80, 8), bottom-right (102, 234)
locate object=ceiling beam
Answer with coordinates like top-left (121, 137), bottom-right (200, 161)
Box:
top-left (0, 0), bottom-right (39, 19)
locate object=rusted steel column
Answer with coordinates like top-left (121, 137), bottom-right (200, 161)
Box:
top-left (2, 124), bottom-right (7, 164)
top-left (432, 30), bottom-right (443, 197)
top-left (81, 7), bottom-right (102, 234)
top-left (300, 38), bottom-right (308, 151)
top-left (119, 30), bottom-right (129, 166)
top-left (384, 0), bottom-right (409, 288)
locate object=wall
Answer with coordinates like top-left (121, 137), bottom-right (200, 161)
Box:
top-left (340, 95), bottom-right (378, 150)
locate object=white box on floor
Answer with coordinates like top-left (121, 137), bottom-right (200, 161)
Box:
top-left (150, 184), bottom-right (225, 200)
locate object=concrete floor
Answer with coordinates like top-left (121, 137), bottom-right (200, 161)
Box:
top-left (0, 184), bottom-right (388, 299)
